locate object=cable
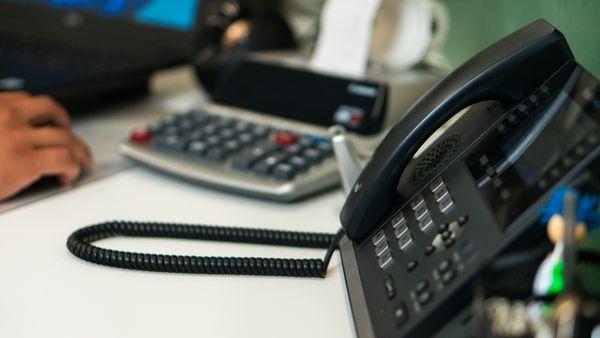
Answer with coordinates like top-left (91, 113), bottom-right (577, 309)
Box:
top-left (67, 221), bottom-right (344, 278)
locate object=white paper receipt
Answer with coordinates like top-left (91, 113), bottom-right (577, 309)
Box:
top-left (310, 0), bottom-right (383, 78)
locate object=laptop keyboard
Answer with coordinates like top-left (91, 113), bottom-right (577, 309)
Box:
top-left (0, 25), bottom-right (143, 74)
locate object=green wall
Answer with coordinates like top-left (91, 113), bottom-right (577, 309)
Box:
top-left (440, 0), bottom-right (600, 77)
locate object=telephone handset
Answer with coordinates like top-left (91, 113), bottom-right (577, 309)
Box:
top-left (340, 19), bottom-right (574, 241)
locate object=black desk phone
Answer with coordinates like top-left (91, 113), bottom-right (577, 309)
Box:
top-left (338, 19), bottom-right (600, 338)
top-left (67, 19), bottom-right (600, 338)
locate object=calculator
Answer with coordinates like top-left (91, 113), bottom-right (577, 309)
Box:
top-left (119, 104), bottom-right (339, 201)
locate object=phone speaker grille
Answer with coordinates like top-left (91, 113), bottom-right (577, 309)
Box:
top-left (409, 135), bottom-right (461, 184)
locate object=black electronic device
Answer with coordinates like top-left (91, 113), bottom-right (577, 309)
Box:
top-left (338, 19), bottom-right (600, 337)
top-left (66, 19), bottom-right (600, 338)
top-left (0, 0), bottom-right (204, 110)
top-left (209, 58), bottom-right (390, 135)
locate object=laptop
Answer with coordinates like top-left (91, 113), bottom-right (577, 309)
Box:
top-left (0, 0), bottom-right (203, 110)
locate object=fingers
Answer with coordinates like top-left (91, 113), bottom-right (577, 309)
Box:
top-left (11, 95), bottom-right (71, 128)
top-left (32, 147), bottom-right (82, 184)
top-left (27, 127), bottom-right (93, 169)
top-left (0, 91), bottom-right (31, 102)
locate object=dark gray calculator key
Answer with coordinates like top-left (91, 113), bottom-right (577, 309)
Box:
top-left (231, 143), bottom-right (279, 170)
top-left (273, 163), bottom-right (296, 181)
top-left (285, 144), bottom-right (303, 156)
top-left (219, 128), bottom-right (235, 139)
top-left (216, 118), bottom-right (234, 128)
top-left (177, 119), bottom-right (195, 130)
top-left (206, 135), bottom-right (222, 146)
top-left (161, 115), bottom-right (178, 125)
top-left (189, 130), bottom-right (204, 141)
top-left (234, 120), bottom-right (253, 132)
top-left (264, 152), bottom-right (289, 167)
top-left (202, 124), bottom-right (220, 134)
top-left (164, 126), bottom-right (179, 135)
top-left (206, 147), bottom-right (229, 162)
top-left (316, 142), bottom-right (333, 155)
top-left (252, 156), bottom-right (280, 176)
top-left (148, 122), bottom-right (163, 134)
top-left (303, 148), bottom-right (323, 164)
top-left (238, 133), bottom-right (255, 145)
top-left (298, 136), bottom-right (314, 148)
top-left (223, 140), bottom-right (241, 152)
top-left (250, 142), bottom-right (280, 158)
top-left (232, 153), bottom-right (256, 170)
top-left (189, 113), bottom-right (209, 124)
top-left (252, 125), bottom-right (270, 138)
top-left (157, 135), bottom-right (186, 150)
top-left (188, 141), bottom-right (207, 155)
top-left (289, 156), bottom-right (309, 172)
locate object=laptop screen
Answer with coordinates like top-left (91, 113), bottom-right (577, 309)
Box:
top-left (4, 0), bottom-right (199, 31)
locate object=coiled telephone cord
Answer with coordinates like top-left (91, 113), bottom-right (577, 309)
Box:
top-left (67, 221), bottom-right (344, 278)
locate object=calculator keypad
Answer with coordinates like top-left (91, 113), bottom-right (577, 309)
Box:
top-left (131, 110), bottom-right (334, 182)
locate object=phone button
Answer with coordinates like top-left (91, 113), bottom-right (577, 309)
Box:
top-left (391, 212), bottom-right (407, 230)
top-left (394, 303), bottom-right (409, 328)
top-left (417, 213), bottom-right (434, 231)
top-left (375, 241), bottom-right (390, 257)
top-left (441, 269), bottom-right (456, 285)
top-left (414, 204), bottom-right (429, 221)
top-left (410, 195), bottom-right (425, 211)
top-left (371, 230), bottom-right (386, 246)
top-left (438, 259), bottom-right (452, 273)
top-left (394, 226), bottom-right (408, 240)
top-left (378, 251), bottom-right (393, 270)
top-left (429, 177), bottom-right (445, 194)
top-left (397, 231), bottom-right (413, 251)
top-left (433, 185), bottom-right (449, 201)
top-left (384, 275), bottom-right (397, 299)
top-left (417, 290), bottom-right (433, 306)
top-left (415, 280), bottom-right (429, 294)
top-left (437, 194), bottom-right (454, 213)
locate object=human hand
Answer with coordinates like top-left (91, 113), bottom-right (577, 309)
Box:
top-left (0, 92), bottom-right (93, 201)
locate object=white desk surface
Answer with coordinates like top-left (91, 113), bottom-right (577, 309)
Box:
top-left (0, 67), bottom-right (355, 338)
